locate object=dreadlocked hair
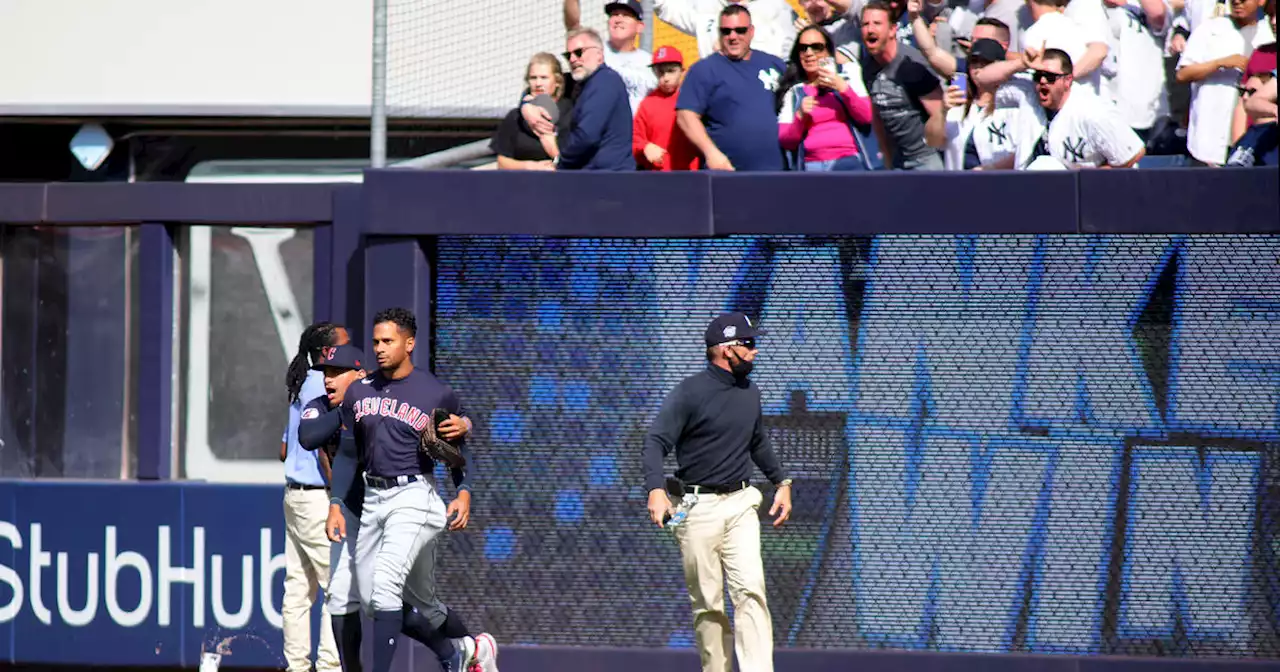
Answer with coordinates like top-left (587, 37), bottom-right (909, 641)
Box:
top-left (286, 321), bottom-right (341, 403)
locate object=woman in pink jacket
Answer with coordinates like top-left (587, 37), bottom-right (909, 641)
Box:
top-left (776, 25), bottom-right (874, 171)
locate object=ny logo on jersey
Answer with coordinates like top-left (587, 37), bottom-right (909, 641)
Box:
top-left (759, 68), bottom-right (780, 92)
top-left (987, 121), bottom-right (1009, 145)
top-left (1063, 137), bottom-right (1088, 163)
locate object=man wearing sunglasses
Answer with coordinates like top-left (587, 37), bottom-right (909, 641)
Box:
top-left (562, 0), bottom-right (657, 113)
top-left (1020, 48), bottom-right (1145, 168)
top-left (642, 312), bottom-right (792, 672)
top-left (677, 4), bottom-right (789, 171)
top-left (556, 27), bottom-right (637, 171)
top-left (654, 0), bottom-right (797, 59)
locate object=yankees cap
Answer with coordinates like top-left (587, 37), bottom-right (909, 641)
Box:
top-left (311, 344), bottom-right (367, 371)
top-left (705, 312), bottom-right (768, 346)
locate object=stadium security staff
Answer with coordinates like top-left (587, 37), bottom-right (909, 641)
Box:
top-left (642, 312), bottom-right (792, 672)
top-left (281, 321), bottom-right (349, 672)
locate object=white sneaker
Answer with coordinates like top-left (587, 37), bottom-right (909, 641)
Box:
top-left (473, 632), bottom-right (499, 672)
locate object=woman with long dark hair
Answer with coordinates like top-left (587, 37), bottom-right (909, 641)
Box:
top-left (281, 320), bottom-right (348, 672)
top-left (776, 25), bottom-right (874, 171)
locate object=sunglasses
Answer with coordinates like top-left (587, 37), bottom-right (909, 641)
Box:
top-left (1238, 86), bottom-right (1258, 96)
top-left (719, 26), bottom-right (750, 36)
top-left (563, 45), bottom-right (599, 61)
top-left (724, 338), bottom-right (756, 350)
top-left (1032, 70), bottom-right (1066, 84)
top-left (798, 42), bottom-right (827, 53)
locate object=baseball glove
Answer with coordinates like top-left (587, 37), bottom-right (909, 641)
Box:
top-left (419, 408), bottom-right (466, 469)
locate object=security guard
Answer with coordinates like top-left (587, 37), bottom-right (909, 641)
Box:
top-left (641, 312), bottom-right (792, 672)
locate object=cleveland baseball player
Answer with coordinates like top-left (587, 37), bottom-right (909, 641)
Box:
top-left (299, 341), bottom-right (497, 672)
top-left (315, 308), bottom-right (497, 672)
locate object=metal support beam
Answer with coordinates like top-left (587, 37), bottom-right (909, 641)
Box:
top-left (388, 139), bottom-right (496, 170)
top-left (136, 222), bottom-right (175, 480)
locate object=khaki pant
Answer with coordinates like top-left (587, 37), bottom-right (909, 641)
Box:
top-left (282, 487), bottom-right (341, 672)
top-left (674, 486), bottom-right (773, 672)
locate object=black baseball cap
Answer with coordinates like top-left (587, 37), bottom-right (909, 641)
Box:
top-left (311, 344), bottom-right (368, 371)
top-left (605, 0), bottom-right (643, 20)
top-left (968, 38), bottom-right (1007, 64)
top-left (705, 312), bottom-right (768, 346)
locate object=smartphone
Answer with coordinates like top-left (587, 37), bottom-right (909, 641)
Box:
top-left (951, 72), bottom-right (968, 91)
top-left (819, 56), bottom-right (836, 73)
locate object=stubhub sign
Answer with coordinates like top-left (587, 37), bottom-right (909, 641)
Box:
top-left (0, 481), bottom-right (310, 667)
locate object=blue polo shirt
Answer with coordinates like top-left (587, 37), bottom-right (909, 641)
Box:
top-left (283, 370), bottom-right (328, 486)
top-left (677, 50), bottom-right (787, 172)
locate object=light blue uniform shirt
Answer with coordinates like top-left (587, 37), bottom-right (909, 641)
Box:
top-left (283, 370), bottom-right (328, 486)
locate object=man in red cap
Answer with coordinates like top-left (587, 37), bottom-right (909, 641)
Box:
top-left (633, 45), bottom-right (701, 170)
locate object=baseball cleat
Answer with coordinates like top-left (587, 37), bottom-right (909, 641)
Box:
top-left (472, 632), bottom-right (499, 672)
top-left (444, 636), bottom-right (477, 672)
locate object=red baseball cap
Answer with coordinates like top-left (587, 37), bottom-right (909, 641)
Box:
top-left (652, 45), bottom-right (684, 66)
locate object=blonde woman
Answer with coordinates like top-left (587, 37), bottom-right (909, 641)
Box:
top-left (491, 53), bottom-right (574, 170)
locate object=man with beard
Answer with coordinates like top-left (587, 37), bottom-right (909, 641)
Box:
top-left (1019, 48), bottom-right (1145, 168)
top-left (860, 0), bottom-right (948, 169)
top-left (556, 26), bottom-right (636, 170)
top-left (642, 312), bottom-right (793, 672)
top-left (562, 0), bottom-right (657, 112)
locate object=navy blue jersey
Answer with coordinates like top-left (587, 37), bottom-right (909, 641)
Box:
top-left (343, 368), bottom-right (466, 480)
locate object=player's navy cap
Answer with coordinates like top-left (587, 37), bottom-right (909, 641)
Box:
top-left (605, 0), bottom-right (643, 20)
top-left (311, 344), bottom-right (367, 371)
top-left (705, 312), bottom-right (767, 346)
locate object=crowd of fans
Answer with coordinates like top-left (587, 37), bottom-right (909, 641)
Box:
top-left (489, 0), bottom-right (1278, 171)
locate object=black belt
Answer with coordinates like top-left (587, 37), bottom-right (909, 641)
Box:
top-left (363, 474), bottom-right (422, 489)
top-left (687, 481), bottom-right (749, 495)
top-left (286, 482), bottom-right (326, 491)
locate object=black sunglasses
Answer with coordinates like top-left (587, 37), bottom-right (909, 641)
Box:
top-left (1032, 70), bottom-right (1066, 84)
top-left (719, 26), bottom-right (749, 36)
top-left (1239, 86), bottom-right (1258, 96)
top-left (798, 42), bottom-right (827, 53)
top-left (725, 338), bottom-right (756, 350)
top-left (563, 46), bottom-right (599, 60)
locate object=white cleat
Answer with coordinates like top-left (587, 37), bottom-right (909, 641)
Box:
top-left (472, 632), bottom-right (499, 672)
top-left (447, 636), bottom-right (478, 672)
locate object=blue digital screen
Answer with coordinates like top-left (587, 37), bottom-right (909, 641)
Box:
top-left (431, 234), bottom-right (1280, 657)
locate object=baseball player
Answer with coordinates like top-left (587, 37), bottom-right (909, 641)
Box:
top-left (298, 342), bottom-right (484, 672)
top-left (307, 308), bottom-right (497, 672)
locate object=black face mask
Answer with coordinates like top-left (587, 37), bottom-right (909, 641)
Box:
top-left (727, 349), bottom-right (754, 378)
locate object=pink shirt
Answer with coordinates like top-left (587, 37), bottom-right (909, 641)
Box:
top-left (778, 83), bottom-right (873, 162)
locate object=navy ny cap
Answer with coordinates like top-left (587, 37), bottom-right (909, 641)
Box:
top-left (705, 312), bottom-right (767, 346)
top-left (311, 344), bottom-right (367, 371)
top-left (605, 0), bottom-right (643, 20)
